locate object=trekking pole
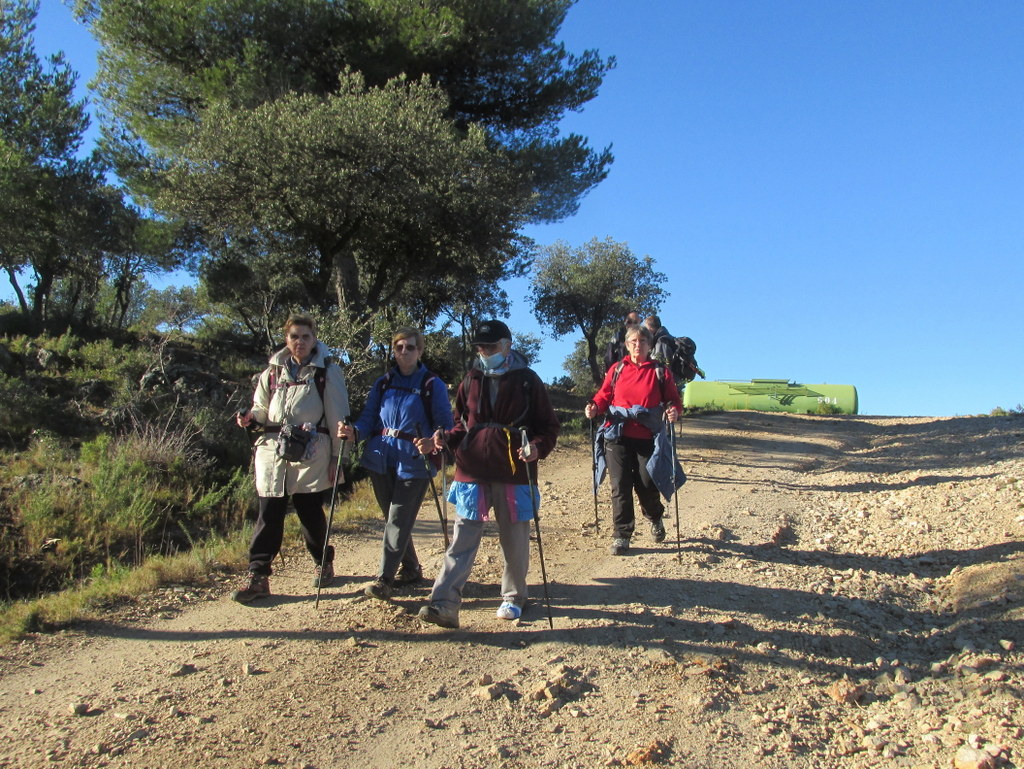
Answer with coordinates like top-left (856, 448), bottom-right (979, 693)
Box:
top-left (669, 419), bottom-right (682, 563)
top-left (440, 442), bottom-right (449, 537)
top-left (236, 405), bottom-right (261, 472)
top-left (315, 421), bottom-right (348, 609)
top-left (237, 405), bottom-right (282, 566)
top-left (521, 428), bottom-right (554, 629)
top-left (589, 417), bottom-right (600, 532)
top-left (415, 424), bottom-right (450, 549)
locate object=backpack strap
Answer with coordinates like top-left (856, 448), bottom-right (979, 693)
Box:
top-left (310, 357), bottom-right (332, 427)
top-left (610, 359), bottom-right (665, 388)
top-left (268, 358), bottom-right (331, 428)
top-left (378, 368), bottom-right (439, 430)
top-left (314, 366), bottom-right (326, 405)
top-left (458, 370), bottom-right (532, 433)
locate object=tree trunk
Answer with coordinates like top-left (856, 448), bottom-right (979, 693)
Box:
top-left (331, 250), bottom-right (373, 350)
top-left (586, 333), bottom-right (603, 385)
top-left (31, 268), bottom-right (54, 331)
top-left (4, 268), bottom-right (30, 319)
top-left (111, 274), bottom-right (133, 330)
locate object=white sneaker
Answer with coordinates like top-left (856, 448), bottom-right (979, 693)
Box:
top-left (496, 601), bottom-right (522, 620)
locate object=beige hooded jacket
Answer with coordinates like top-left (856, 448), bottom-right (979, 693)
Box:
top-left (249, 344), bottom-right (349, 497)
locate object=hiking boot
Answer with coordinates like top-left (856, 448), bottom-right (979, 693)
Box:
top-left (312, 561), bottom-right (335, 588)
top-left (394, 565), bottom-right (423, 586)
top-left (231, 573), bottom-right (270, 603)
top-left (364, 579), bottom-right (392, 601)
top-left (609, 537), bottom-right (630, 556)
top-left (650, 518), bottom-right (666, 543)
top-left (418, 604), bottom-right (459, 629)
top-left (496, 600), bottom-right (523, 621)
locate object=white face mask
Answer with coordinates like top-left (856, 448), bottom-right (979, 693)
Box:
top-left (478, 350), bottom-right (506, 370)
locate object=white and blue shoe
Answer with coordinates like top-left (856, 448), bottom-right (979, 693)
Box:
top-left (496, 601), bottom-right (523, 620)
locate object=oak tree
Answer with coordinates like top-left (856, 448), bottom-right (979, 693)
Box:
top-left (530, 237), bottom-right (667, 384)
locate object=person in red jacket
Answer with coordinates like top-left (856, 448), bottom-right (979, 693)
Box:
top-left (586, 324), bottom-right (682, 555)
top-left (418, 320), bottom-right (560, 629)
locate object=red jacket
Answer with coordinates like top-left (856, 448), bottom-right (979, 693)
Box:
top-left (591, 357), bottom-right (682, 440)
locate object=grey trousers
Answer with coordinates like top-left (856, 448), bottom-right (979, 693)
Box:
top-left (369, 471), bottom-right (430, 582)
top-left (429, 482), bottom-right (531, 612)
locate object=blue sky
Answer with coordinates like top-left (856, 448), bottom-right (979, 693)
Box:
top-left (30, 1), bottom-right (1024, 416)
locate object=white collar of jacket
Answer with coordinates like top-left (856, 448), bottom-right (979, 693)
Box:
top-left (269, 343), bottom-right (329, 369)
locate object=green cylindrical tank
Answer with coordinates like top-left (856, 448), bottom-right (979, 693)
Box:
top-left (683, 379), bottom-right (858, 415)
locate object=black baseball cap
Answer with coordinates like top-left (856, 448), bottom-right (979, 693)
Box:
top-left (470, 320), bottom-right (511, 345)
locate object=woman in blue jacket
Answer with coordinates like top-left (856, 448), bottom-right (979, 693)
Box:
top-left (339, 327), bottom-right (454, 599)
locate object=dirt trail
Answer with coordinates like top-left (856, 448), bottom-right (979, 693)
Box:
top-left (1, 411), bottom-right (1022, 769)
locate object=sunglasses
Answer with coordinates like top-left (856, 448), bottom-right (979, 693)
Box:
top-left (394, 343), bottom-right (418, 352)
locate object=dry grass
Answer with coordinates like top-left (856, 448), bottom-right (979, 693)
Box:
top-left (0, 482), bottom-right (384, 645)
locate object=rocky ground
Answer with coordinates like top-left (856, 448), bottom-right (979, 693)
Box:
top-left (0, 410), bottom-right (1021, 769)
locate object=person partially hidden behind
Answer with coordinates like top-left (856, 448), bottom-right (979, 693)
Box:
top-left (603, 311), bottom-right (642, 371)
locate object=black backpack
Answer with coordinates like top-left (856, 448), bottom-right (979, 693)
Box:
top-left (669, 337), bottom-right (703, 383)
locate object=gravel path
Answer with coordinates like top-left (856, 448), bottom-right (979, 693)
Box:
top-left (1, 411), bottom-right (1021, 769)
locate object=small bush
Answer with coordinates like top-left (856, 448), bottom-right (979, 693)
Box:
top-left (188, 466), bottom-right (255, 532)
top-left (813, 402), bottom-right (845, 415)
top-left (0, 372), bottom-right (58, 441)
top-left (990, 405), bottom-right (1024, 417)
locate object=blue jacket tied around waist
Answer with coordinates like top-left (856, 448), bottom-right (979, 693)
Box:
top-left (593, 405), bottom-right (686, 501)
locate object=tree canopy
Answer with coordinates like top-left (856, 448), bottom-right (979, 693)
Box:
top-left (159, 72), bottom-right (527, 326)
top-left (76, 0), bottom-right (615, 341)
top-left (1, 0), bottom-right (98, 325)
top-left (530, 237), bottom-right (667, 385)
top-left (0, 0), bottom-right (187, 332)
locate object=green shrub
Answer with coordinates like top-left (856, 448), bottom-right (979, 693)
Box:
top-left (50, 331), bottom-right (83, 358)
top-left (18, 483), bottom-right (80, 547)
top-left (77, 434), bottom-right (159, 564)
top-left (189, 466), bottom-right (255, 530)
top-left (813, 402), bottom-right (844, 415)
top-left (990, 405), bottom-right (1024, 417)
top-left (0, 372), bottom-right (56, 441)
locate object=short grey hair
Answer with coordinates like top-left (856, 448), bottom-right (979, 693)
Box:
top-left (625, 325), bottom-right (653, 345)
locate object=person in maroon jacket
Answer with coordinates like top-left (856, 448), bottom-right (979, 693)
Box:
top-left (586, 324), bottom-right (682, 555)
top-left (418, 320), bottom-right (560, 629)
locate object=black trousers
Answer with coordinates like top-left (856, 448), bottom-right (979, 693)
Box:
top-left (606, 436), bottom-right (664, 540)
top-left (248, 491), bottom-right (333, 576)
